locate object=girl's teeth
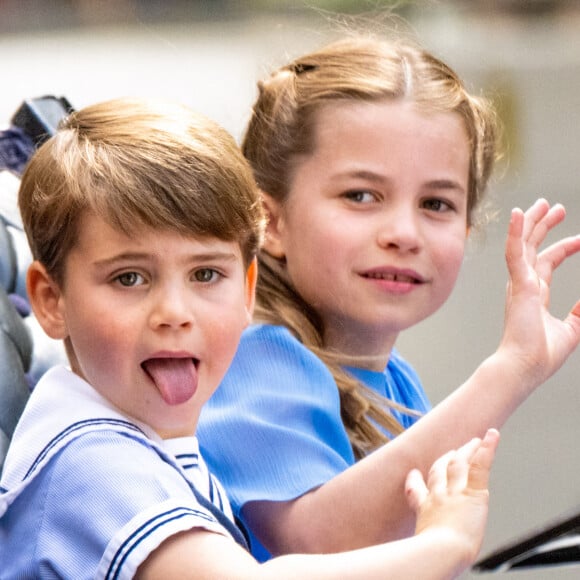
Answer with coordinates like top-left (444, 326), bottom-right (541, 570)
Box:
top-left (368, 273), bottom-right (414, 283)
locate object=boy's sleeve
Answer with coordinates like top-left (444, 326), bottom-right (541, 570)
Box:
top-left (38, 431), bottom-right (234, 579)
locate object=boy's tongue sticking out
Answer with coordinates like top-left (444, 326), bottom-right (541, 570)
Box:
top-left (142, 358), bottom-right (198, 405)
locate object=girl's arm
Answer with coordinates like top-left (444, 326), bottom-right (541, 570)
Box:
top-left (137, 431), bottom-right (499, 580)
top-left (244, 199), bottom-right (580, 555)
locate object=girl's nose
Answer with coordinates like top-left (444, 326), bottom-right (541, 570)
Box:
top-left (376, 206), bottom-right (421, 253)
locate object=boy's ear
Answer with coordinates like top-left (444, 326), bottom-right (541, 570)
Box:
top-left (244, 258), bottom-right (258, 325)
top-left (261, 192), bottom-right (285, 259)
top-left (26, 261), bottom-right (67, 340)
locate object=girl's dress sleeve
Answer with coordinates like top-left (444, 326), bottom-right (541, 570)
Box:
top-left (197, 324), bottom-right (355, 515)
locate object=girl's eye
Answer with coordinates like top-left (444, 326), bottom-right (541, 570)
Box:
top-left (344, 190), bottom-right (376, 204)
top-left (116, 272), bottom-right (144, 287)
top-left (194, 268), bottom-right (220, 283)
top-left (422, 198), bottom-right (453, 213)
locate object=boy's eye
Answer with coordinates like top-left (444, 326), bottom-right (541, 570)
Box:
top-left (116, 272), bottom-right (144, 287)
top-left (344, 190), bottom-right (376, 204)
top-left (194, 268), bottom-right (219, 283)
top-left (422, 198), bottom-right (453, 212)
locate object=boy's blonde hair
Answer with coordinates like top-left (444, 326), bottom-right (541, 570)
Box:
top-left (243, 35), bottom-right (500, 458)
top-left (19, 97), bottom-right (265, 286)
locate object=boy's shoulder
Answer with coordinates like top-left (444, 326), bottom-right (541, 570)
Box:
top-left (0, 366), bottom-right (157, 489)
top-left (0, 366), bottom-right (247, 576)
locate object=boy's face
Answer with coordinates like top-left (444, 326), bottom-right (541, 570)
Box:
top-left (30, 211), bottom-right (255, 438)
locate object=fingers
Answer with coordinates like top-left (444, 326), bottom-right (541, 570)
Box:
top-left (406, 447), bottom-right (466, 511)
top-left (466, 429), bottom-right (500, 492)
top-left (412, 429), bottom-right (500, 502)
top-left (407, 430), bottom-right (500, 543)
top-left (522, 199), bottom-right (565, 248)
top-left (446, 436), bottom-right (482, 494)
top-left (505, 208), bottom-right (526, 279)
top-left (434, 430), bottom-right (499, 496)
top-left (506, 198), bottom-right (577, 290)
top-left (427, 450), bottom-right (456, 496)
top-left (508, 199), bottom-right (565, 258)
top-left (405, 468), bottom-right (428, 512)
top-left (520, 198), bottom-right (548, 243)
top-left (536, 234), bottom-right (580, 283)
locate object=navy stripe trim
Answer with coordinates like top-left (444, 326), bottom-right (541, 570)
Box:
top-left (25, 419), bottom-right (145, 480)
top-left (179, 463), bottom-right (198, 470)
top-left (208, 474), bottom-right (216, 503)
top-left (175, 453), bottom-right (199, 470)
top-left (187, 484), bottom-right (248, 550)
top-left (105, 507), bottom-right (214, 580)
top-left (175, 453), bottom-right (199, 471)
top-left (211, 477), bottom-right (224, 512)
top-left (175, 453), bottom-right (199, 461)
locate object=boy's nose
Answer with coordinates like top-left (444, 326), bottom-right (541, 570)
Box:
top-left (148, 287), bottom-right (194, 330)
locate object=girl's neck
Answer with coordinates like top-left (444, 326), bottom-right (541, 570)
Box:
top-left (322, 324), bottom-right (398, 372)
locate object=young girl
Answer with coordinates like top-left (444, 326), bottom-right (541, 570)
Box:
top-left (197, 34), bottom-right (580, 559)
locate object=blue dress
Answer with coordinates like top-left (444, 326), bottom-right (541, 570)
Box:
top-left (197, 324), bottom-right (431, 560)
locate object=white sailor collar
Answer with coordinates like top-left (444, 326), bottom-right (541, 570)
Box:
top-left (0, 365), bottom-right (162, 493)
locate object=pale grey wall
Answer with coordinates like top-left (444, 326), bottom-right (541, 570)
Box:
top-left (1, 10), bottom-right (579, 578)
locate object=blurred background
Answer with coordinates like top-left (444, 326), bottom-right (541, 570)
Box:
top-left (1, 1), bottom-right (579, 577)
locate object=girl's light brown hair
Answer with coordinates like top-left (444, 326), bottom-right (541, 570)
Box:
top-left (19, 97), bottom-right (265, 286)
top-left (242, 35), bottom-right (499, 458)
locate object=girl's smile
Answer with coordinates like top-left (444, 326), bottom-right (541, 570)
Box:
top-left (359, 266), bottom-right (427, 294)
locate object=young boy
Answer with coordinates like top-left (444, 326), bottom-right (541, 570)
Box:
top-left (0, 97), bottom-right (499, 579)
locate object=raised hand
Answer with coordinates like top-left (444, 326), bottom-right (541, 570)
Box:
top-left (500, 198), bottom-right (580, 386)
top-left (405, 429), bottom-right (500, 566)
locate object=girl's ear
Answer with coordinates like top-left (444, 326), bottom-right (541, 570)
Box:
top-left (243, 257), bottom-right (258, 325)
top-left (26, 261), bottom-right (67, 340)
top-left (261, 192), bottom-right (286, 259)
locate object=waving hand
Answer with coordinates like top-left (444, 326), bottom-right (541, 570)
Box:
top-left (500, 198), bottom-right (580, 386)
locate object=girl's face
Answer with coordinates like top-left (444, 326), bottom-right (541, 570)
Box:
top-left (265, 99), bottom-right (470, 367)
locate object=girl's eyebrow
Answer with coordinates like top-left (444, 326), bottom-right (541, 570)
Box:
top-left (331, 169), bottom-right (388, 184)
top-left (333, 170), bottom-right (466, 194)
top-left (426, 179), bottom-right (467, 194)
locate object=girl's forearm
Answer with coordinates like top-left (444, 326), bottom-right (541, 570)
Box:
top-left (247, 351), bottom-right (529, 553)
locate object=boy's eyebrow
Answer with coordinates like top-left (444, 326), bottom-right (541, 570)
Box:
top-left (93, 250), bottom-right (240, 268)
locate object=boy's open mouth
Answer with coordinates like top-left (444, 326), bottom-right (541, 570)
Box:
top-left (141, 357), bottom-right (199, 406)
